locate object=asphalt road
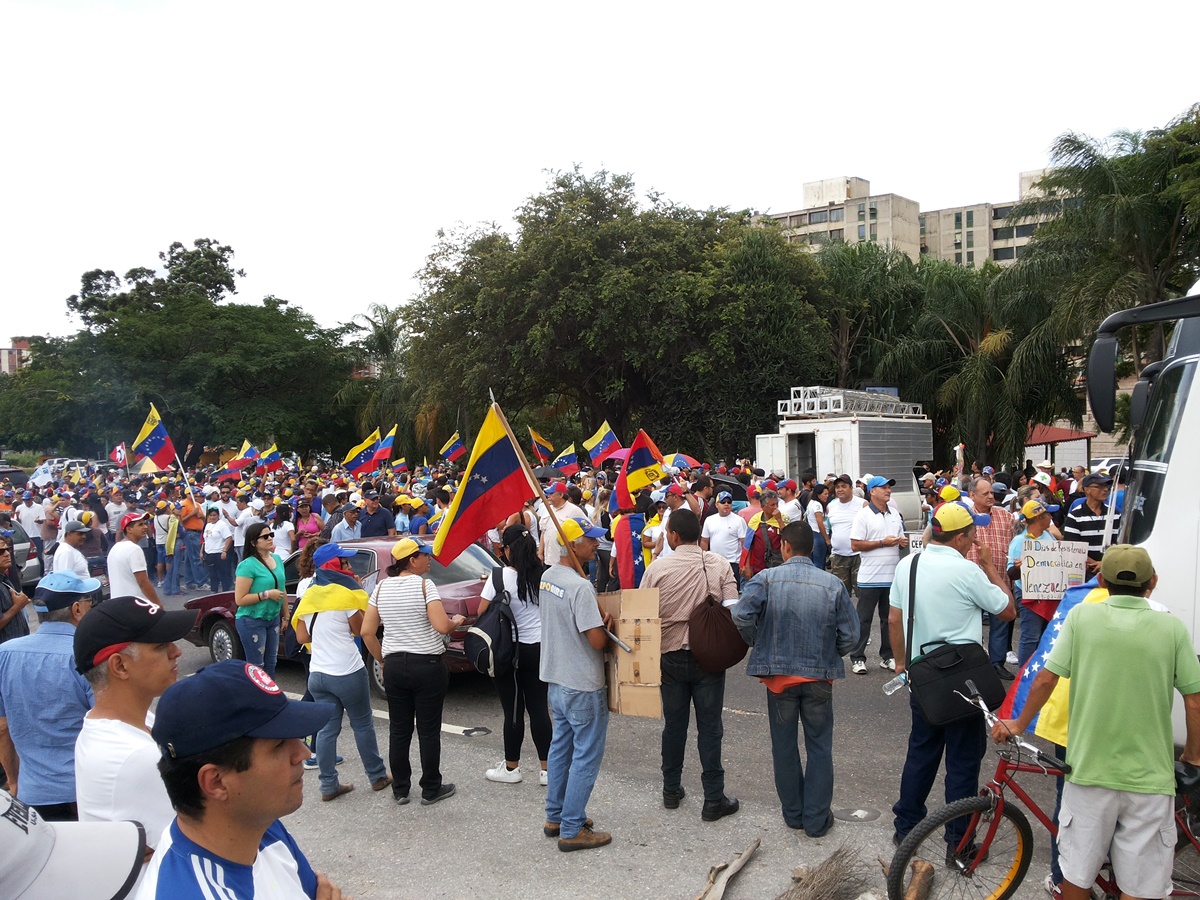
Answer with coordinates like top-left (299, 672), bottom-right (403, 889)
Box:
top-left (155, 586), bottom-right (1060, 900)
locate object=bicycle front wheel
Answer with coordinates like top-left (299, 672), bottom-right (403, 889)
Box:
top-left (1173, 805), bottom-right (1200, 896)
top-left (887, 794), bottom-right (1034, 900)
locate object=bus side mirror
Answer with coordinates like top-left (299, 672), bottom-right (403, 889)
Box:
top-left (1087, 335), bottom-right (1118, 432)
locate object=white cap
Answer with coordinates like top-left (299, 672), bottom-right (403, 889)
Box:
top-left (0, 789), bottom-right (145, 899)
top-left (250, 498), bottom-right (265, 511)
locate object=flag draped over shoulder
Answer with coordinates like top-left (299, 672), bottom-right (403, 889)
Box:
top-left (344, 428), bottom-right (381, 476)
top-left (612, 513), bottom-right (646, 588)
top-left (529, 427), bottom-right (553, 463)
top-left (611, 429), bottom-right (664, 511)
top-left (440, 432), bottom-right (466, 463)
top-left (433, 405), bottom-right (538, 564)
top-left (290, 568), bottom-right (370, 647)
top-left (132, 404), bottom-right (177, 470)
top-left (583, 421), bottom-right (621, 464)
top-left (372, 425), bottom-right (397, 465)
top-left (997, 578), bottom-right (1104, 736)
top-left (550, 444), bottom-right (579, 477)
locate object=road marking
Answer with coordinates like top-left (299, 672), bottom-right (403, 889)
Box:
top-left (722, 707), bottom-right (765, 717)
top-left (282, 690), bottom-right (490, 736)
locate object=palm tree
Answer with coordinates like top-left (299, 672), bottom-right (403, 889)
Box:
top-left (335, 302), bottom-right (414, 447)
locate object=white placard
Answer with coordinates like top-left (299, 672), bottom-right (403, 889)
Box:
top-left (907, 532), bottom-right (924, 555)
top-left (1021, 538), bottom-right (1089, 601)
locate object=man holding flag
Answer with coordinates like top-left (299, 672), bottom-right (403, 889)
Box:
top-left (993, 545), bottom-right (1200, 900)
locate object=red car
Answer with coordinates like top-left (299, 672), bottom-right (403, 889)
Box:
top-left (182, 535), bottom-right (495, 697)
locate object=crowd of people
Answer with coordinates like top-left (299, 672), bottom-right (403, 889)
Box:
top-left (0, 449), bottom-right (1192, 898)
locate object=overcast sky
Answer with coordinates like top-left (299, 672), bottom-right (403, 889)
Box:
top-left (4, 0), bottom-right (1195, 343)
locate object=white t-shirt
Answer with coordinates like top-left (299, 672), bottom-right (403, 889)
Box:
top-left (657, 507), bottom-right (675, 558)
top-left (805, 499), bottom-right (825, 534)
top-left (701, 512), bottom-right (749, 563)
top-left (300, 607), bottom-right (364, 676)
top-left (480, 566), bottom-right (542, 643)
top-left (371, 574), bottom-right (444, 656)
top-left (273, 520), bottom-right (295, 557)
top-left (13, 502), bottom-right (43, 534)
top-left (539, 501), bottom-right (586, 562)
top-left (216, 499), bottom-right (240, 530)
top-left (108, 539), bottom-right (149, 600)
top-left (779, 498), bottom-right (804, 522)
top-left (234, 508), bottom-right (261, 547)
top-left (57, 505), bottom-right (82, 542)
top-left (105, 502), bottom-right (127, 535)
top-left (825, 497), bottom-right (865, 556)
top-left (154, 514), bottom-right (172, 547)
top-left (75, 716), bottom-right (175, 863)
top-left (53, 541), bottom-right (89, 577)
top-left (203, 520), bottom-right (233, 554)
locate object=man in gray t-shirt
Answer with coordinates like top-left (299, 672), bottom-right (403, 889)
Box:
top-left (540, 517), bottom-right (613, 852)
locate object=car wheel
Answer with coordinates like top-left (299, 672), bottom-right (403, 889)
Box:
top-left (208, 620), bottom-right (243, 663)
top-left (368, 652), bottom-right (386, 700)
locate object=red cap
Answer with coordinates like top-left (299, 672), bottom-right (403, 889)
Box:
top-left (780, 479), bottom-right (798, 491)
top-left (762, 479), bottom-right (778, 492)
top-left (666, 484), bottom-right (685, 497)
top-left (549, 481), bottom-right (568, 494)
top-left (120, 511), bottom-right (151, 531)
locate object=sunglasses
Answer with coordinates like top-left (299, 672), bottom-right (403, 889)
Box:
top-left (258, 532), bottom-right (275, 540)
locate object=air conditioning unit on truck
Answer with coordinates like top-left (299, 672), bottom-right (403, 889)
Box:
top-left (755, 386), bottom-right (933, 531)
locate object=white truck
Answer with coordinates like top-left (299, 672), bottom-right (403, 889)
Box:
top-left (755, 386), bottom-right (933, 529)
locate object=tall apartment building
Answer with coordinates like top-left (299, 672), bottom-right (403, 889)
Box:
top-left (0, 340), bottom-right (30, 375)
top-left (762, 170), bottom-right (1050, 268)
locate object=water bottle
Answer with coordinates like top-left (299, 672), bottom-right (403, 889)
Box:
top-left (882, 671), bottom-right (908, 696)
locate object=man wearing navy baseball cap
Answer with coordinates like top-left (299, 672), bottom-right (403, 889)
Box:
top-left (137, 660), bottom-right (344, 899)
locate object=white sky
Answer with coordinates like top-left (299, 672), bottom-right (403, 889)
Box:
top-left (3, 0), bottom-right (1196, 342)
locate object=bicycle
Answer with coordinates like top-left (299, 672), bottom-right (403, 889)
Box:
top-left (886, 688), bottom-right (1200, 900)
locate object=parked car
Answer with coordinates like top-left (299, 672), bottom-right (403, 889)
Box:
top-left (7, 521), bottom-right (43, 590)
top-left (42, 539), bottom-right (111, 602)
top-left (182, 535), bottom-right (496, 697)
top-left (0, 466), bottom-right (29, 488)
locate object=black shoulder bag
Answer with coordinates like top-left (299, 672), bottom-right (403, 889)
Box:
top-left (904, 554), bottom-right (1006, 727)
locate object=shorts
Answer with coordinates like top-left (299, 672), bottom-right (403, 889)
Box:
top-left (1058, 781), bottom-right (1174, 898)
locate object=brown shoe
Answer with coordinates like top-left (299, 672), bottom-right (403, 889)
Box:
top-left (371, 776), bottom-right (394, 792)
top-left (321, 784), bottom-right (354, 802)
top-left (558, 825), bottom-right (611, 852)
top-left (543, 817), bottom-right (593, 838)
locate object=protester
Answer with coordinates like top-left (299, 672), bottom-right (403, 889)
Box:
top-left (108, 512), bottom-right (162, 606)
top-left (0, 540), bottom-right (31, 644)
top-left (478, 524), bottom-right (551, 786)
top-left (201, 507), bottom-right (234, 592)
top-left (888, 502), bottom-right (1015, 848)
top-left (1007, 499), bottom-right (1060, 666)
top-left (740, 488), bottom-right (787, 579)
top-left (733, 521), bottom-right (859, 836)
top-left (138, 660), bottom-right (344, 899)
top-left (642, 509), bottom-right (741, 821)
top-left (825, 474), bottom-right (864, 600)
top-left (700, 490), bottom-right (749, 588)
top-left (233, 521), bottom-right (287, 678)
top-left (53, 518), bottom-right (91, 577)
top-left (273, 502), bottom-right (296, 556)
top-left (357, 490), bottom-right (396, 539)
top-left (360, 538), bottom-right (464, 806)
top-left (966, 476), bottom-right (1018, 680)
top-left (0, 571), bottom-right (100, 820)
top-left (73, 596), bottom-right (195, 884)
top-left (805, 482), bottom-right (831, 571)
top-left (847, 476), bottom-right (905, 674)
top-left (176, 489), bottom-right (206, 591)
top-left (1062, 473), bottom-right (1120, 574)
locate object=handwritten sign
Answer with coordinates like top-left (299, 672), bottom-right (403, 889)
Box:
top-left (907, 532), bottom-right (924, 555)
top-left (1021, 538), bottom-right (1089, 601)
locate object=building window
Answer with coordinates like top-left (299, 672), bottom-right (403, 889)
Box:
top-left (869, 202), bottom-right (878, 220)
top-left (829, 207), bottom-right (844, 222)
top-left (858, 203), bottom-right (865, 221)
top-left (810, 209), bottom-right (829, 225)
top-left (789, 214), bottom-right (806, 228)
top-left (829, 228), bottom-right (844, 242)
top-left (966, 231), bottom-right (974, 249)
top-left (954, 212), bottom-right (962, 229)
top-left (809, 231), bottom-right (827, 245)
top-left (954, 231), bottom-right (962, 249)
top-left (858, 224), bottom-right (866, 239)
top-left (993, 226), bottom-right (1014, 241)
top-left (993, 205), bottom-right (1014, 220)
top-left (869, 223), bottom-right (878, 242)
top-left (966, 210), bottom-right (974, 228)
top-left (966, 251), bottom-right (975, 267)
top-left (1015, 223), bottom-right (1037, 239)
top-left (919, 217), bottom-right (926, 236)
top-left (955, 252), bottom-right (963, 264)
top-left (993, 247), bottom-right (1015, 261)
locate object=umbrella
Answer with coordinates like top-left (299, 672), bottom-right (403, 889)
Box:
top-left (533, 465), bottom-right (564, 480)
top-left (667, 452), bottom-right (701, 469)
top-left (709, 473), bottom-right (748, 502)
top-left (605, 448), bottom-right (631, 462)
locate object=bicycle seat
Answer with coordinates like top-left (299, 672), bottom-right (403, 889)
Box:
top-left (1176, 760), bottom-right (1200, 792)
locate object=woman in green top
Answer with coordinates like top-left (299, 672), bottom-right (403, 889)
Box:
top-left (234, 520), bottom-right (287, 677)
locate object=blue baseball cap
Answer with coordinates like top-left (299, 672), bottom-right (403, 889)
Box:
top-left (865, 476), bottom-right (896, 492)
top-left (33, 571), bottom-right (102, 612)
top-left (152, 660), bottom-right (336, 759)
top-left (313, 542), bottom-right (356, 567)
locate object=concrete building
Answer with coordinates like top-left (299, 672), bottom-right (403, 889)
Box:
top-left (762, 178), bottom-right (921, 261)
top-left (919, 169), bottom-right (1049, 267)
top-left (0, 340), bottom-right (30, 375)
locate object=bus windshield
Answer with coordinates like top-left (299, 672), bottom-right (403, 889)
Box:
top-left (1125, 359), bottom-right (1197, 545)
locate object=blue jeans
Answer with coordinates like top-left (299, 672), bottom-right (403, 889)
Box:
top-left (893, 694), bottom-right (987, 844)
top-left (809, 534), bottom-right (828, 572)
top-left (236, 616), bottom-right (280, 678)
top-left (987, 611), bottom-right (1012, 666)
top-left (164, 552), bottom-right (181, 595)
top-left (546, 684), bottom-right (608, 838)
top-left (767, 680), bottom-right (835, 835)
top-left (308, 668), bottom-right (388, 796)
top-left (182, 529), bottom-right (203, 586)
top-left (1018, 603), bottom-right (1046, 668)
top-left (660, 650), bottom-right (726, 801)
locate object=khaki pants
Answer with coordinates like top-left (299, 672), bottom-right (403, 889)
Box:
top-left (829, 553), bottom-right (860, 597)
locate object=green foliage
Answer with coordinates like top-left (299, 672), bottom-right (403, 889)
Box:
top-left (3, 451), bottom-right (39, 468)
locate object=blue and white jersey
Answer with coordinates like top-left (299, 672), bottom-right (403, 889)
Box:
top-left (135, 818), bottom-right (317, 899)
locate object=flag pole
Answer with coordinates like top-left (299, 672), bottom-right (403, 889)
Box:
top-left (491, 402), bottom-right (587, 579)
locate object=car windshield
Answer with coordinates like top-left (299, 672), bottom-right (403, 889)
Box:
top-left (429, 543), bottom-right (495, 584)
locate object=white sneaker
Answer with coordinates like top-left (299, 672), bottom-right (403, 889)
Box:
top-left (485, 762), bottom-right (522, 784)
top-left (1006, 651), bottom-right (1019, 666)
top-left (538, 768), bottom-right (548, 786)
top-left (880, 658), bottom-right (896, 671)
top-left (1043, 874), bottom-right (1063, 897)
top-left (852, 660), bottom-right (867, 675)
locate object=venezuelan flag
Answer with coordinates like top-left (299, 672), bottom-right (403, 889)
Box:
top-left (372, 425), bottom-right (397, 466)
top-left (612, 512), bottom-right (647, 588)
top-left (256, 444), bottom-right (283, 474)
top-left (440, 432), bottom-right (466, 463)
top-left (611, 429), bottom-right (664, 511)
top-left (290, 567), bottom-right (370, 649)
top-left (529, 427), bottom-right (553, 463)
top-left (214, 440), bottom-right (259, 478)
top-left (344, 428), bottom-right (381, 476)
top-left (583, 420), bottom-right (622, 465)
top-left (550, 444), bottom-right (579, 477)
top-left (392, 457), bottom-right (408, 474)
top-left (433, 405), bottom-right (539, 564)
top-left (132, 403), bottom-right (177, 470)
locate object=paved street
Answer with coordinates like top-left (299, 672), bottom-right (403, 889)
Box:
top-left (155, 586), bottom-right (1060, 900)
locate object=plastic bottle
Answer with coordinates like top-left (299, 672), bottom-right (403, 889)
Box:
top-left (882, 671), bottom-right (908, 696)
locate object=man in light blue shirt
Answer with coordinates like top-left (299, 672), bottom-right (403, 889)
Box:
top-left (0, 571), bottom-right (100, 820)
top-left (887, 502), bottom-right (1014, 848)
top-left (330, 504), bottom-right (362, 543)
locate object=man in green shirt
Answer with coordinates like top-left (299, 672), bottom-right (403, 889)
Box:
top-left (994, 545), bottom-right (1200, 900)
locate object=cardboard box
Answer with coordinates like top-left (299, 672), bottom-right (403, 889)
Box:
top-left (604, 655), bottom-right (620, 713)
top-left (618, 682), bottom-right (662, 718)
top-left (598, 588), bottom-right (660, 620)
top-left (614, 617), bottom-right (661, 685)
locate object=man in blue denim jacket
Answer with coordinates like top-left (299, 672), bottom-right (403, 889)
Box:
top-left (732, 521), bottom-right (859, 837)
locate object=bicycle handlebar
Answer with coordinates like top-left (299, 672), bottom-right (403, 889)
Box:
top-left (953, 689), bottom-right (1072, 775)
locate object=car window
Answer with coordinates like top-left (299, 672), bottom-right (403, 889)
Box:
top-left (9, 521), bottom-right (28, 544)
top-left (348, 550), bottom-right (379, 581)
top-left (429, 543), bottom-right (496, 584)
